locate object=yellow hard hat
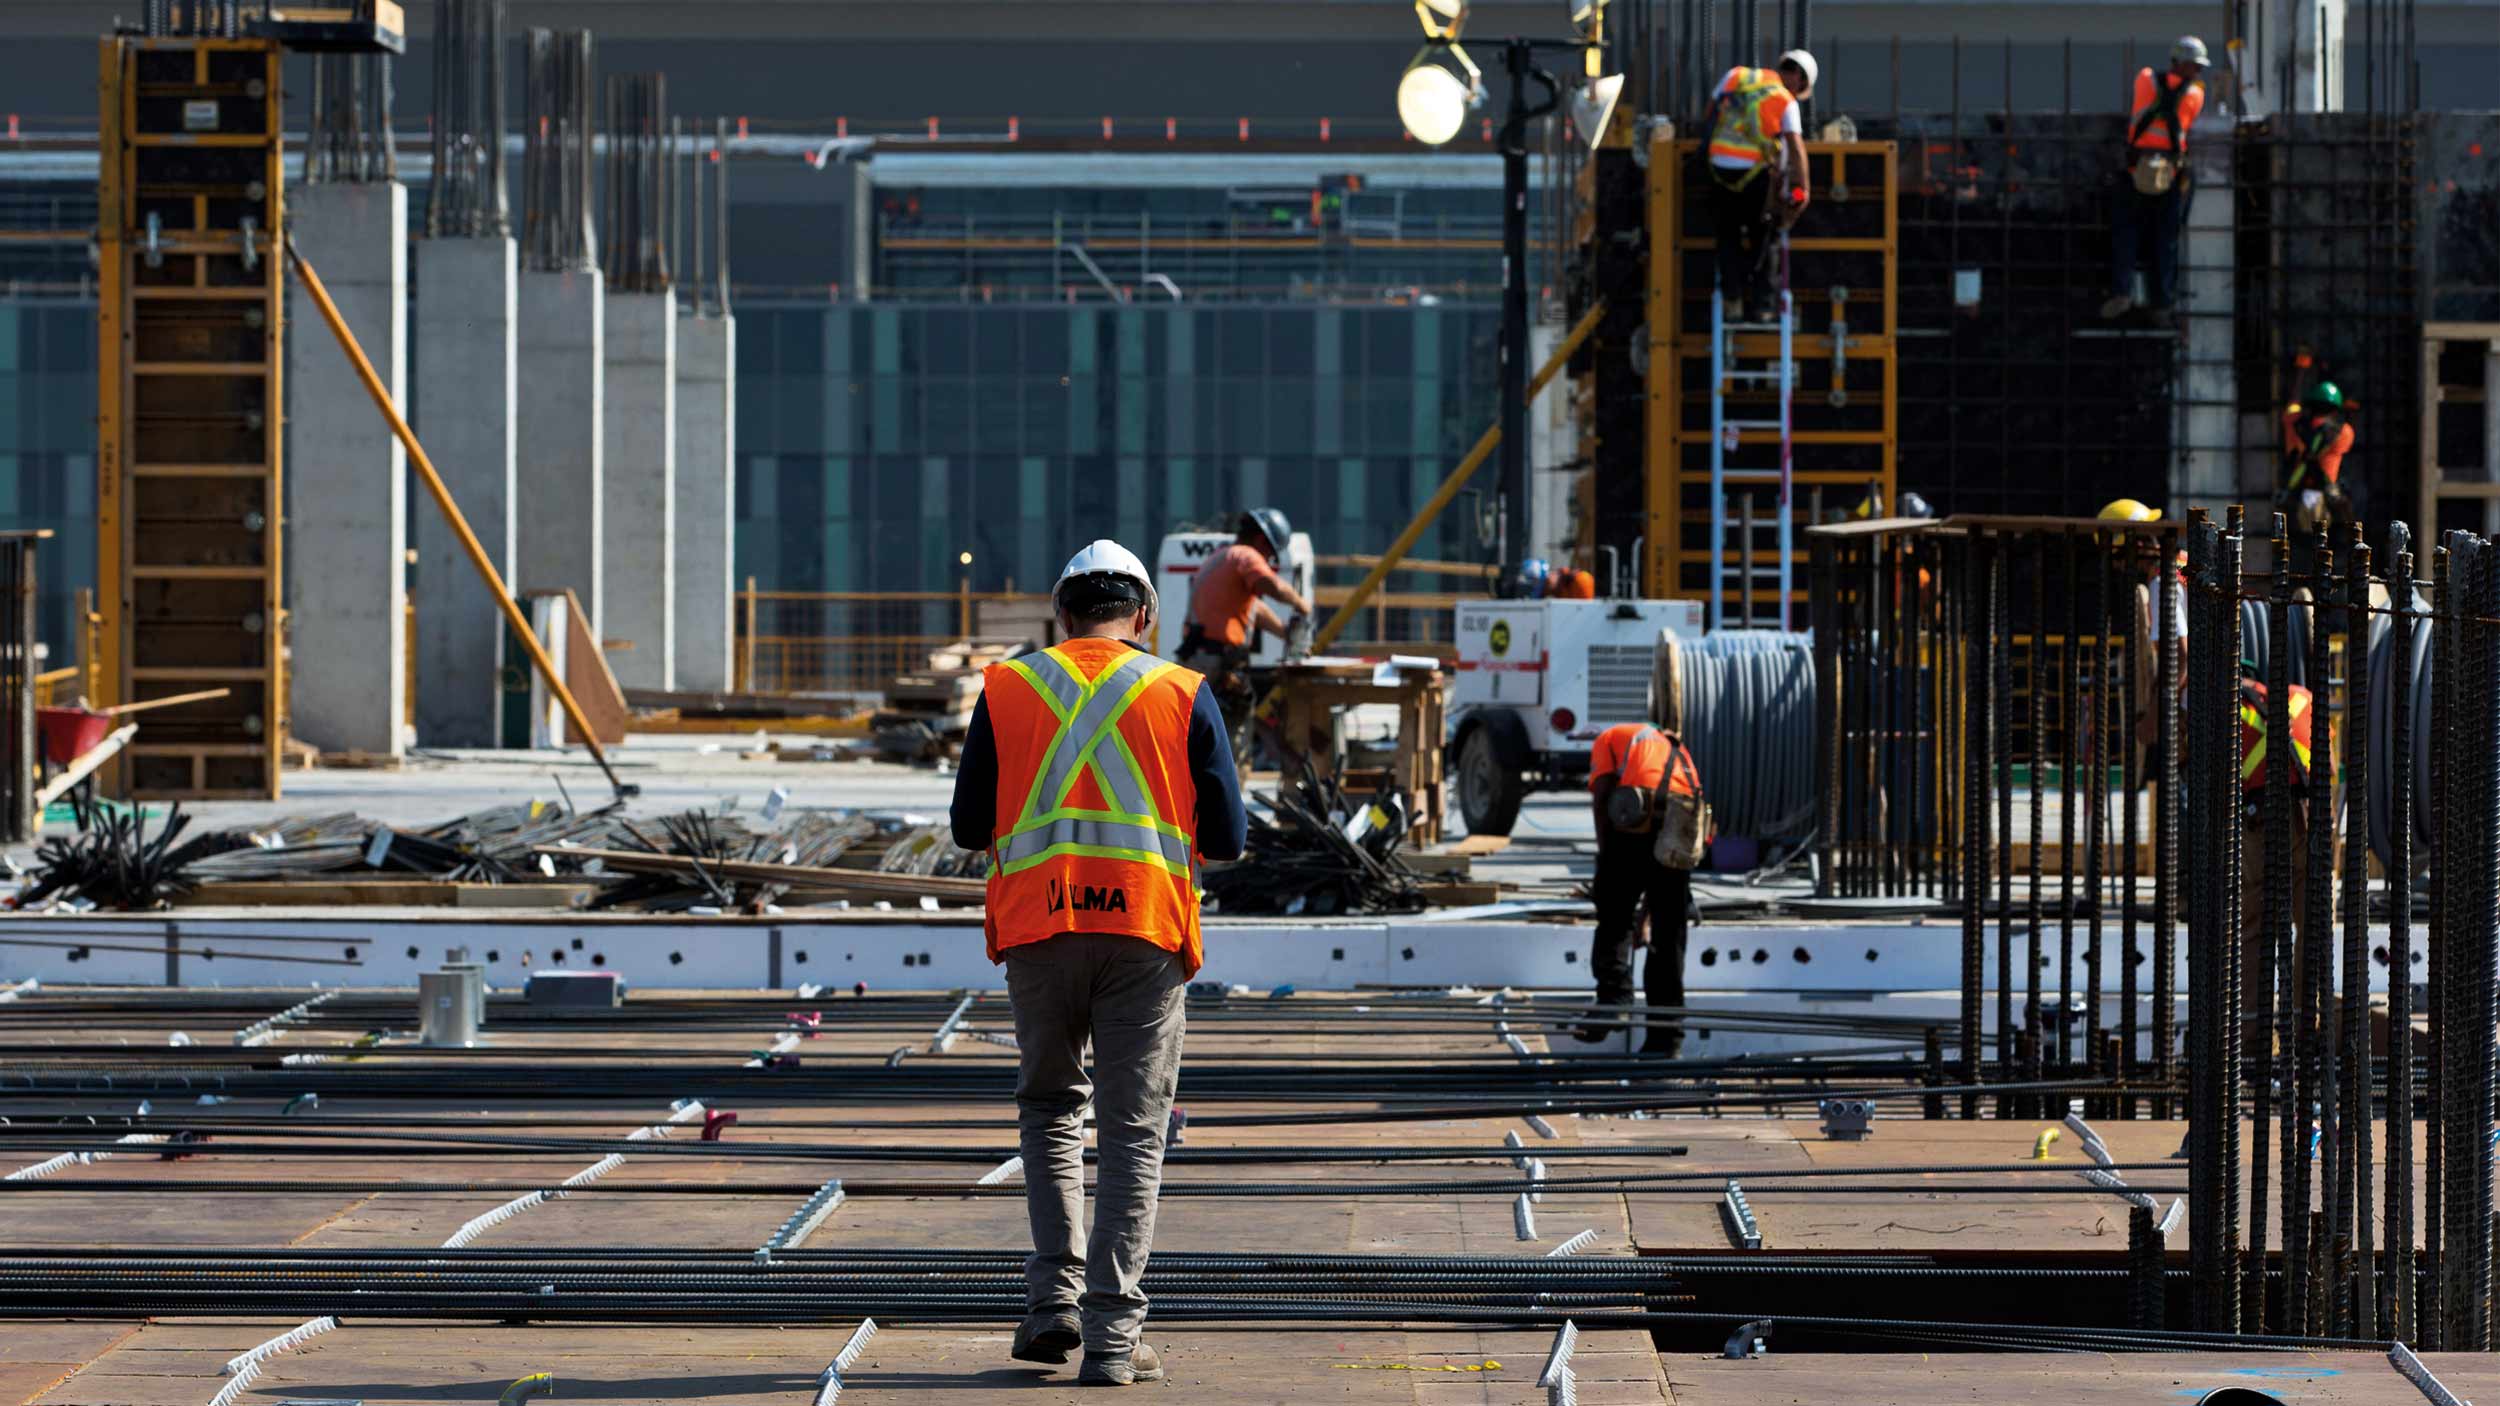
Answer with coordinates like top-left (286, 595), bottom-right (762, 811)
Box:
top-left (2098, 498), bottom-right (2162, 523)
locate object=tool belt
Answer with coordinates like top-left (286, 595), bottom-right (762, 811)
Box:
top-left (2132, 153), bottom-right (2179, 196)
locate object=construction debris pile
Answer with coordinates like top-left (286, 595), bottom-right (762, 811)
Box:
top-left (1201, 770), bottom-right (1426, 916)
top-left (14, 801), bottom-right (988, 915)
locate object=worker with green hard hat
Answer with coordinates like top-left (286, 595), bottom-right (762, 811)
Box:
top-left (2280, 379), bottom-right (2356, 539)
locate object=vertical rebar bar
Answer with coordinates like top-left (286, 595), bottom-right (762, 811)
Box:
top-left (2085, 532), bottom-right (2108, 1083)
top-left (2340, 531), bottom-right (2374, 1339)
top-left (2269, 517), bottom-right (2306, 1336)
top-left (2426, 541), bottom-right (2451, 1347)
top-left (2389, 543), bottom-right (2418, 1343)
top-left (2155, 524), bottom-right (2179, 1120)
top-left (2058, 532), bottom-right (2080, 1072)
top-left (2220, 507), bottom-right (2249, 1333)
top-left (2303, 544), bottom-right (2336, 1334)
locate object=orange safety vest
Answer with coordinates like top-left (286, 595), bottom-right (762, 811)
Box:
top-left (2237, 677), bottom-right (2316, 791)
top-left (2128, 69), bottom-right (2205, 153)
top-left (980, 637), bottom-right (1209, 976)
top-left (1707, 68), bottom-right (1793, 181)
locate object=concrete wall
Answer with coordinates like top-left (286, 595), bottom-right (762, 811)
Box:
top-left (413, 236), bottom-right (517, 746)
top-left (601, 292), bottom-right (677, 691)
top-left (673, 313), bottom-right (736, 692)
top-left (286, 181), bottom-right (407, 758)
top-left (515, 269), bottom-right (603, 627)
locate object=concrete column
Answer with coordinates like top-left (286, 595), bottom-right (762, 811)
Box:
top-left (412, 236), bottom-right (517, 746)
top-left (2175, 158), bottom-right (2241, 516)
top-left (673, 312), bottom-right (736, 692)
top-left (515, 268), bottom-right (603, 629)
top-left (286, 181), bottom-right (407, 758)
top-left (602, 292), bottom-right (676, 691)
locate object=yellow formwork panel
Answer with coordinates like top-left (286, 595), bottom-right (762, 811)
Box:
top-left (1645, 135), bottom-right (1898, 613)
top-left (96, 37), bottom-right (288, 799)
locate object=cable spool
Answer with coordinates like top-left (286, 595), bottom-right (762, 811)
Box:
top-left (1656, 630), bottom-right (1816, 843)
top-left (2367, 578), bottom-right (2434, 868)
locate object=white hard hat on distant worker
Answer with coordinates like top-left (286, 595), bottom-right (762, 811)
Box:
top-left (1776, 49), bottom-right (1818, 97)
top-left (1055, 539), bottom-right (1158, 616)
top-left (2171, 35), bottom-right (2210, 69)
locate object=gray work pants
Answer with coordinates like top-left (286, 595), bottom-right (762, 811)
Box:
top-left (1002, 931), bottom-right (1188, 1355)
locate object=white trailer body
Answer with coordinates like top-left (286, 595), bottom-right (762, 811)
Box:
top-left (1447, 597), bottom-right (1706, 834)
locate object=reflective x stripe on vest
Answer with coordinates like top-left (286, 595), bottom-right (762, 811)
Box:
top-left (1708, 69), bottom-right (1785, 174)
top-left (2238, 682), bottom-right (2313, 786)
top-left (994, 649), bottom-right (1194, 877)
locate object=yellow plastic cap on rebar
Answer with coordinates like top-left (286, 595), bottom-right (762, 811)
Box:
top-left (500, 1374), bottom-right (555, 1406)
top-left (2028, 1127), bottom-right (2062, 1160)
top-left (2098, 498), bottom-right (2162, 523)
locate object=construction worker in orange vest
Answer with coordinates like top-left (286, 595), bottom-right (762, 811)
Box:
top-left (2235, 660), bottom-right (2339, 1027)
top-left (2280, 381), bottom-right (2357, 541)
top-left (1583, 718), bottom-right (1707, 1054)
top-left (949, 539), bottom-right (1247, 1386)
top-left (2104, 37), bottom-right (2209, 318)
top-left (1703, 49), bottom-right (1817, 325)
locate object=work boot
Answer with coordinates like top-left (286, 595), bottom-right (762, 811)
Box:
top-left (2099, 293), bottom-right (2135, 319)
top-left (1078, 1342), bottom-right (1166, 1387)
top-left (1011, 1307), bottom-right (1082, 1365)
top-left (1639, 1033), bottom-right (1684, 1058)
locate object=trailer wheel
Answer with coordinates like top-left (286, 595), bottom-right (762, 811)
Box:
top-left (1457, 722), bottom-right (1526, 837)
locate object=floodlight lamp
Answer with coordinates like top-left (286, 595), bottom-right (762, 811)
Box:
top-left (1397, 42), bottom-right (1482, 146)
top-left (1567, 72), bottom-right (1625, 149)
top-left (1414, 0), bottom-right (1468, 39)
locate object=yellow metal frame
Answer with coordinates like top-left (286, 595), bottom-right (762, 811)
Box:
top-left (96, 37), bottom-right (288, 798)
top-left (1644, 134), bottom-right (1898, 608)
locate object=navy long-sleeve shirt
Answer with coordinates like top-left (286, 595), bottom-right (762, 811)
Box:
top-left (949, 644), bottom-right (1248, 863)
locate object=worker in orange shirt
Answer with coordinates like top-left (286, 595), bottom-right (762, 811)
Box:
top-left (1582, 719), bottom-right (1706, 1054)
top-left (1177, 508), bottom-right (1312, 744)
top-left (2104, 37), bottom-right (2208, 318)
top-left (1547, 563), bottom-right (1597, 599)
top-left (2280, 381), bottom-right (2356, 540)
top-left (951, 539), bottom-right (1247, 1386)
top-left (1703, 50), bottom-right (1817, 324)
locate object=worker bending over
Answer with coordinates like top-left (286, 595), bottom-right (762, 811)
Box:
top-left (2105, 37), bottom-right (2208, 318)
top-left (1177, 507), bottom-right (1312, 743)
top-left (950, 540), bottom-right (1247, 1386)
top-left (1583, 716), bottom-right (1707, 1055)
top-left (2281, 381), bottom-right (2356, 540)
top-left (1703, 49), bottom-right (1817, 325)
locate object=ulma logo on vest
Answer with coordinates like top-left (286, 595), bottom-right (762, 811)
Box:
top-left (1046, 876), bottom-right (1131, 915)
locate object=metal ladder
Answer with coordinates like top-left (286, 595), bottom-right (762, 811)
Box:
top-left (1705, 265), bottom-right (1795, 631)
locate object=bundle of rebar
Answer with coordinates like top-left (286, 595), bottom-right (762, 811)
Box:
top-left (425, 0), bottom-right (509, 238)
top-left (304, 52), bottom-right (396, 185)
top-left (602, 73), bottom-right (671, 294)
top-left (520, 29), bottom-right (596, 273)
top-left (0, 1248), bottom-right (1685, 1327)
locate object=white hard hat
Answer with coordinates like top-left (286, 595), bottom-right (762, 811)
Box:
top-left (1777, 48), bottom-right (1818, 96)
top-left (1055, 539), bottom-right (1158, 614)
top-left (2172, 35), bottom-right (2210, 69)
